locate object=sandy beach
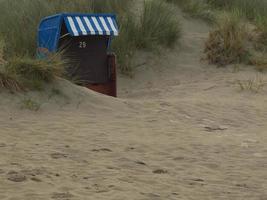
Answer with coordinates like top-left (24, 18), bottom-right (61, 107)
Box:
top-left (0, 10), bottom-right (267, 200)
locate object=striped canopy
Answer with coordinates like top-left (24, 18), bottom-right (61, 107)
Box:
top-left (64, 15), bottom-right (119, 37)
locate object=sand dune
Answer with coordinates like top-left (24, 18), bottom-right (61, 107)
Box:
top-left (0, 10), bottom-right (267, 200)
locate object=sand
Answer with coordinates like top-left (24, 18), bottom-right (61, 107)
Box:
top-left (0, 8), bottom-right (267, 200)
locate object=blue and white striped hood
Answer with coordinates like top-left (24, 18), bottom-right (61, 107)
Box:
top-left (64, 14), bottom-right (119, 36)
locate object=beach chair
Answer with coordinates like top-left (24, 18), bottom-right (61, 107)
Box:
top-left (37, 13), bottom-right (119, 97)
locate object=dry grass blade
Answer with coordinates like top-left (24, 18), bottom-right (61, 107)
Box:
top-left (0, 72), bottom-right (24, 92)
top-left (0, 40), bottom-right (6, 66)
top-left (237, 75), bottom-right (266, 93)
top-left (7, 53), bottom-right (65, 80)
top-left (204, 12), bottom-right (249, 66)
top-left (0, 39), bottom-right (23, 92)
top-left (249, 53), bottom-right (267, 72)
top-left (4, 52), bottom-right (66, 90)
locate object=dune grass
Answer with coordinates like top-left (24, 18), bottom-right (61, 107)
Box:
top-left (0, 72), bottom-right (24, 92)
top-left (208, 0), bottom-right (267, 50)
top-left (112, 0), bottom-right (181, 74)
top-left (136, 0), bottom-right (181, 49)
top-left (0, 0), bottom-right (181, 77)
top-left (207, 0), bottom-right (267, 21)
top-left (255, 21), bottom-right (267, 51)
top-left (112, 15), bottom-right (138, 75)
top-left (204, 12), bottom-right (249, 66)
top-left (0, 0), bottom-right (131, 64)
top-left (5, 53), bottom-right (66, 90)
top-left (249, 53), bottom-right (267, 71)
top-left (200, 0), bottom-right (267, 69)
top-left (166, 0), bottom-right (215, 23)
top-left (237, 75), bottom-right (266, 93)
top-left (0, 40), bottom-right (23, 92)
top-left (0, 29), bottom-right (67, 92)
top-left (91, 0), bottom-right (132, 14)
top-left (0, 0), bottom-right (93, 58)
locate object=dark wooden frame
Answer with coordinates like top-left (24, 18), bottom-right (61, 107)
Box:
top-left (85, 53), bottom-right (117, 97)
top-left (58, 22), bottom-right (117, 97)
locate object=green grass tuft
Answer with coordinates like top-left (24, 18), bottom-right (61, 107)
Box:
top-left (112, 14), bottom-right (138, 75)
top-left (0, 0), bottom-right (93, 58)
top-left (208, 0), bottom-right (267, 22)
top-left (112, 0), bottom-right (181, 74)
top-left (5, 53), bottom-right (66, 90)
top-left (91, 0), bottom-right (132, 14)
top-left (137, 0), bottom-right (181, 49)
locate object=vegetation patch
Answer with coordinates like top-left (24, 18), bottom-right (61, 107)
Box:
top-left (91, 0), bottom-right (132, 14)
top-left (0, 0), bottom-right (181, 77)
top-left (249, 53), bottom-right (267, 72)
top-left (207, 0), bottom-right (267, 23)
top-left (5, 54), bottom-right (65, 90)
top-left (0, 41), bottom-right (23, 92)
top-left (204, 0), bottom-right (267, 70)
top-left (136, 0), bottom-right (181, 49)
top-left (20, 98), bottom-right (41, 111)
top-left (0, 40), bottom-right (6, 66)
top-left (237, 76), bottom-right (266, 93)
top-left (0, 72), bottom-right (23, 92)
top-left (252, 25), bottom-right (267, 52)
top-left (112, 15), bottom-right (138, 76)
top-left (0, 0), bottom-right (93, 58)
top-left (166, 0), bottom-right (215, 23)
top-left (204, 13), bottom-right (249, 66)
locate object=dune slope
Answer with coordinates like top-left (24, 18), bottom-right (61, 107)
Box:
top-left (0, 10), bottom-right (267, 200)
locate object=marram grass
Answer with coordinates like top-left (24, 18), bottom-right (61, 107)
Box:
top-left (0, 0), bottom-right (181, 76)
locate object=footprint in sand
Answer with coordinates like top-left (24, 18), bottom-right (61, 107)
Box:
top-left (7, 168), bottom-right (48, 183)
top-left (153, 169), bottom-right (168, 174)
top-left (173, 156), bottom-right (185, 161)
top-left (92, 184), bottom-right (110, 193)
top-left (51, 192), bottom-right (74, 200)
top-left (0, 169), bottom-right (5, 174)
top-left (204, 125), bottom-right (228, 132)
top-left (91, 148), bottom-right (112, 152)
top-left (135, 161), bottom-right (147, 166)
top-left (7, 171), bottom-right (27, 182)
top-left (50, 152), bottom-right (68, 159)
top-left (30, 177), bottom-right (42, 182)
top-left (125, 147), bottom-right (136, 151)
top-left (0, 143), bottom-right (7, 148)
top-left (140, 192), bottom-right (161, 199)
